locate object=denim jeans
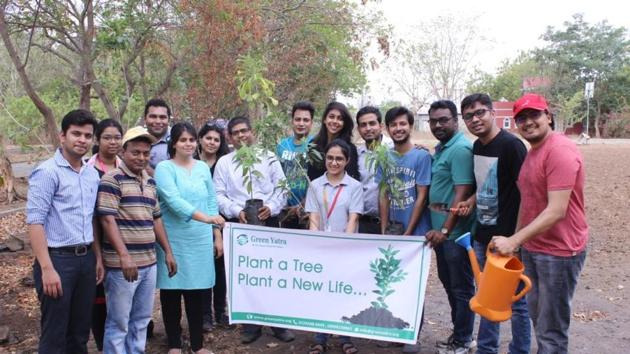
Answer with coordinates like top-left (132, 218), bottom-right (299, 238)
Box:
top-left (435, 239), bottom-right (476, 344)
top-left (474, 242), bottom-right (531, 354)
top-left (103, 265), bottom-right (157, 354)
top-left (33, 249), bottom-right (96, 354)
top-left (521, 248), bottom-right (586, 354)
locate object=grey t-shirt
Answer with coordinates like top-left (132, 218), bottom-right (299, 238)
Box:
top-left (305, 172), bottom-right (363, 232)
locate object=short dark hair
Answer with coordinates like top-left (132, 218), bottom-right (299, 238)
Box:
top-left (461, 93), bottom-right (493, 113)
top-left (144, 98), bottom-right (171, 118)
top-left (356, 106), bottom-right (382, 124)
top-left (428, 100), bottom-right (458, 119)
top-left (291, 101), bottom-right (315, 120)
top-left (227, 116), bottom-right (252, 135)
top-left (61, 109), bottom-right (98, 134)
top-left (167, 122), bottom-right (197, 158)
top-left (384, 106), bottom-right (414, 126)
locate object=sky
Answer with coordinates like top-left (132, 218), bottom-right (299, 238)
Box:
top-left (358, 0), bottom-right (630, 105)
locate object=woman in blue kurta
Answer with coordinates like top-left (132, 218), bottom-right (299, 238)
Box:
top-left (155, 122), bottom-right (225, 354)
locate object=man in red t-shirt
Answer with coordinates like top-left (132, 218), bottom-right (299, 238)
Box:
top-left (492, 93), bottom-right (587, 354)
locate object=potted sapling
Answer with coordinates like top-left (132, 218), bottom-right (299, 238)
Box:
top-left (233, 144), bottom-right (264, 225)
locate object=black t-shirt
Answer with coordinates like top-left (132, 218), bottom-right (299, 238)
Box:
top-left (472, 129), bottom-right (527, 245)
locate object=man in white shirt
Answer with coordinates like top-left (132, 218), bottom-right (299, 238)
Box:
top-left (214, 116), bottom-right (287, 226)
top-left (356, 106), bottom-right (393, 234)
top-left (213, 116), bottom-right (294, 345)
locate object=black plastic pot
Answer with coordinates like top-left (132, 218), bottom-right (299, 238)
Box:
top-left (244, 199), bottom-right (264, 225)
top-left (385, 221), bottom-right (405, 235)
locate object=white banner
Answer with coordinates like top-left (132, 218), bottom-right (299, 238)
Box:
top-left (224, 223), bottom-right (432, 344)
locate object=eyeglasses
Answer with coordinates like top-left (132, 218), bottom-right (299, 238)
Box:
top-left (463, 108), bottom-right (490, 121)
top-left (428, 116), bottom-right (453, 126)
top-left (101, 135), bottom-right (122, 142)
top-left (515, 110), bottom-right (546, 125)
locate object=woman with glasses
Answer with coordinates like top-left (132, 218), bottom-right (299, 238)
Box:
top-left (304, 139), bottom-right (363, 354)
top-left (154, 122), bottom-right (226, 354)
top-left (196, 121), bottom-right (231, 331)
top-left (86, 118), bottom-right (123, 352)
top-left (308, 102), bottom-right (360, 181)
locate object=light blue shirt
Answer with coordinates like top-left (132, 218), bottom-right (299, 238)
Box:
top-left (276, 135), bottom-right (313, 206)
top-left (155, 159), bottom-right (218, 289)
top-left (26, 149), bottom-right (100, 247)
top-left (150, 128), bottom-right (171, 169)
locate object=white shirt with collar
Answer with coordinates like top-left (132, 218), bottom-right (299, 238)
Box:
top-left (213, 149), bottom-right (287, 219)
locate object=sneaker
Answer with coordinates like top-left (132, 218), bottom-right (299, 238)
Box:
top-left (402, 342), bottom-right (421, 353)
top-left (437, 342), bottom-right (473, 354)
top-left (241, 330), bottom-right (262, 344)
top-left (436, 334), bottom-right (476, 350)
top-left (273, 329), bottom-right (295, 342)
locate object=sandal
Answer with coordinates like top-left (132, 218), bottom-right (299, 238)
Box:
top-left (308, 343), bottom-right (327, 354)
top-left (341, 342), bottom-right (358, 354)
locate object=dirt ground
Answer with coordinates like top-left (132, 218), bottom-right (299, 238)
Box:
top-left (1, 143), bottom-right (629, 354)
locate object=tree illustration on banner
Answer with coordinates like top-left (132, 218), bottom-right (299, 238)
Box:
top-left (342, 245), bottom-right (410, 328)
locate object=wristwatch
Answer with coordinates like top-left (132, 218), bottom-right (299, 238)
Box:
top-left (440, 227), bottom-right (450, 237)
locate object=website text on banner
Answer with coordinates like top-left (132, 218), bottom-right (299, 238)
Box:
top-left (223, 223), bottom-right (432, 344)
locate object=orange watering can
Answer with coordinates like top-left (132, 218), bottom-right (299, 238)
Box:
top-left (455, 232), bottom-right (532, 322)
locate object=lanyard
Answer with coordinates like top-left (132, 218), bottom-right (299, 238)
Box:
top-left (323, 185), bottom-right (344, 220)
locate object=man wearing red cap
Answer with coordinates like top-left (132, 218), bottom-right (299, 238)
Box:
top-left (492, 93), bottom-right (588, 354)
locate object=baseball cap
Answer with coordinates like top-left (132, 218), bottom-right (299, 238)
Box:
top-left (122, 126), bottom-right (157, 146)
top-left (513, 93), bottom-right (549, 117)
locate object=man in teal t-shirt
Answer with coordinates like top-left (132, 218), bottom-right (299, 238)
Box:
top-left (426, 100), bottom-right (477, 354)
top-left (276, 101), bottom-right (314, 228)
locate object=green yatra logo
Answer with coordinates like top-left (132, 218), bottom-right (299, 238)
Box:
top-left (342, 244), bottom-right (410, 329)
top-left (237, 234), bottom-right (249, 246)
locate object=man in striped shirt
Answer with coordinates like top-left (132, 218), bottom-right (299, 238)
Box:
top-left (27, 110), bottom-right (103, 354)
top-left (97, 126), bottom-right (177, 353)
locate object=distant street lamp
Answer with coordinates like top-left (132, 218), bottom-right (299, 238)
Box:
top-left (584, 82), bottom-right (594, 134)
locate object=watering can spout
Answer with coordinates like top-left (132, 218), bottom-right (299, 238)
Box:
top-left (455, 232), bottom-right (482, 285)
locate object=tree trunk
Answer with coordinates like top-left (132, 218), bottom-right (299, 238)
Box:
top-left (0, 134), bottom-right (16, 203)
top-left (0, 6), bottom-right (59, 146)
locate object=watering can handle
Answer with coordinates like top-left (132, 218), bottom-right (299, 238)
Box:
top-left (512, 274), bottom-right (532, 302)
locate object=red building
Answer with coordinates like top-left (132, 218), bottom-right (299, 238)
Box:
top-left (492, 101), bottom-right (517, 131)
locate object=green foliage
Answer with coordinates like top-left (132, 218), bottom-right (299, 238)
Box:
top-left (236, 53), bottom-right (278, 116)
top-left (554, 91), bottom-right (585, 130)
top-left (467, 53), bottom-right (540, 101)
top-left (233, 144), bottom-right (263, 200)
top-left (369, 244), bottom-right (407, 309)
top-left (274, 141), bottom-right (322, 204)
top-left (365, 143), bottom-right (405, 206)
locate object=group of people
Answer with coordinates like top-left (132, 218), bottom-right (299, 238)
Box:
top-left (26, 92), bottom-right (587, 354)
